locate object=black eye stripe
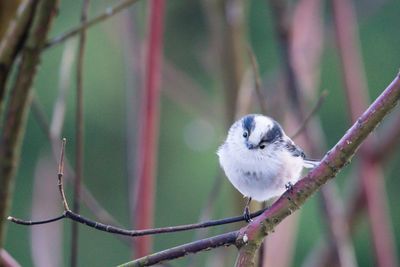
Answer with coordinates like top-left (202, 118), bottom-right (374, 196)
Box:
top-left (261, 121), bottom-right (283, 143)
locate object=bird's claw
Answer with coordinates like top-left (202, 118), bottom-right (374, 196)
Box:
top-left (285, 182), bottom-right (294, 191)
top-left (243, 206), bottom-right (252, 223)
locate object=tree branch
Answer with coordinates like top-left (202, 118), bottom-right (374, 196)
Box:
top-left (118, 231), bottom-right (240, 267)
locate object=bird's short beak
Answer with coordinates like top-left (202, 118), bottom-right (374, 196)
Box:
top-left (246, 142), bottom-right (256, 150)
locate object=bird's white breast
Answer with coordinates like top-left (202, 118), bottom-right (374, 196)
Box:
top-left (218, 142), bottom-right (304, 202)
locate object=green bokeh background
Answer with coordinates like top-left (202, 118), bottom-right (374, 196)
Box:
top-left (4, 0), bottom-right (400, 266)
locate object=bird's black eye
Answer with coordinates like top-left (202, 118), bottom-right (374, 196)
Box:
top-left (243, 131), bottom-right (248, 138)
top-left (259, 144), bottom-right (266, 149)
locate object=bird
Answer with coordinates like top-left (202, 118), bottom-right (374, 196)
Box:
top-left (217, 114), bottom-right (319, 222)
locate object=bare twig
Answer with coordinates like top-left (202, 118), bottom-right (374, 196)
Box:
top-left (70, 1), bottom-right (90, 265)
top-left (118, 231), bottom-right (240, 267)
top-left (291, 90), bottom-right (328, 139)
top-left (8, 206), bottom-right (266, 237)
top-left (44, 0), bottom-right (141, 49)
top-left (8, 215), bottom-right (66, 225)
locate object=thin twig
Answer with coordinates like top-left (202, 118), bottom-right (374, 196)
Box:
top-left (291, 90), bottom-right (328, 139)
top-left (8, 207), bottom-right (267, 237)
top-left (71, 1), bottom-right (90, 266)
top-left (8, 214), bottom-right (66, 226)
top-left (58, 138), bottom-right (69, 211)
top-left (117, 231), bottom-right (240, 267)
top-left (44, 0), bottom-right (141, 49)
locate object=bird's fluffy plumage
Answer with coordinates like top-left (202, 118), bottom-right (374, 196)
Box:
top-left (217, 114), bottom-right (317, 202)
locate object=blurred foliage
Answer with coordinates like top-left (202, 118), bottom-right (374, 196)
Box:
top-left (3, 0), bottom-right (400, 266)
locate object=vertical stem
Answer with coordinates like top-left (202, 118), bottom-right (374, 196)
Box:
top-left (71, 0), bottom-right (89, 266)
top-left (133, 0), bottom-right (165, 258)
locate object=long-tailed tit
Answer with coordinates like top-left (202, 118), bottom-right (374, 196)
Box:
top-left (217, 114), bottom-right (319, 222)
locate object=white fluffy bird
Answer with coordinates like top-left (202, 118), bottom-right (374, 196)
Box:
top-left (217, 114), bottom-right (318, 221)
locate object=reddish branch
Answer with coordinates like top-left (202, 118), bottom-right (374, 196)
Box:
top-left (133, 0), bottom-right (165, 257)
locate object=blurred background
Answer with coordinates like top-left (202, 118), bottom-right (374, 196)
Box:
top-left (2, 0), bottom-right (400, 266)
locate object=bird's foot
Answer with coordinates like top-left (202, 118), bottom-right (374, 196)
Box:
top-left (243, 205), bottom-right (253, 223)
top-left (285, 181), bottom-right (294, 192)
